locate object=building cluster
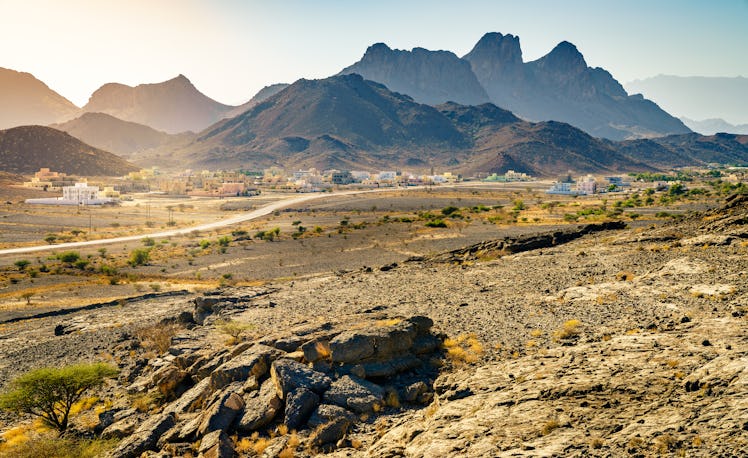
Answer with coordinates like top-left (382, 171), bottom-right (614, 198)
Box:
top-left (546, 175), bottom-right (630, 195)
top-left (26, 180), bottom-right (120, 206)
top-left (482, 170), bottom-right (533, 182)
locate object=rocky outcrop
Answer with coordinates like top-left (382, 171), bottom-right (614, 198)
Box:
top-left (109, 315), bottom-right (442, 456)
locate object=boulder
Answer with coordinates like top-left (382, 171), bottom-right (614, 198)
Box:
top-left (210, 344), bottom-right (281, 390)
top-left (236, 379), bottom-right (282, 432)
top-left (274, 336), bottom-right (306, 352)
top-left (323, 375), bottom-right (385, 414)
top-left (307, 404), bottom-right (357, 428)
top-left (402, 381), bottom-right (429, 403)
top-left (328, 320), bottom-right (420, 364)
top-left (197, 391), bottom-right (244, 436)
top-left (310, 418), bottom-right (350, 447)
top-left (107, 412), bottom-right (175, 458)
top-left (152, 365), bottom-right (189, 398)
top-left (284, 387), bottom-right (320, 430)
top-left (270, 358), bottom-right (332, 399)
top-left (193, 296), bottom-right (221, 325)
top-left (101, 416), bottom-right (139, 439)
top-left (328, 333), bottom-right (376, 363)
top-left (357, 354), bottom-right (422, 378)
top-left (301, 339), bottom-right (331, 362)
top-left (165, 378), bottom-right (212, 414)
top-left (198, 430), bottom-right (235, 458)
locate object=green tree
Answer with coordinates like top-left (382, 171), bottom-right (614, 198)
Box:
top-left (14, 260), bottom-right (30, 271)
top-left (129, 248), bottom-right (150, 266)
top-left (56, 252), bottom-right (81, 264)
top-left (0, 363), bottom-right (118, 434)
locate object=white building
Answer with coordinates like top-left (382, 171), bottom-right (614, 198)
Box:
top-left (576, 175), bottom-right (597, 195)
top-left (63, 183), bottom-right (100, 204)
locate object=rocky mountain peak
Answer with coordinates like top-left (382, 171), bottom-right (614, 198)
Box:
top-left (535, 40), bottom-right (587, 73)
top-left (465, 32), bottom-right (523, 65)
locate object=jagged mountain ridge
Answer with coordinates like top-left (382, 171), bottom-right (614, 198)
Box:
top-left (339, 43), bottom-right (490, 106)
top-left (0, 67), bottom-right (80, 130)
top-left (0, 125), bottom-right (139, 176)
top-left (335, 33), bottom-right (690, 141)
top-left (83, 75), bottom-right (234, 134)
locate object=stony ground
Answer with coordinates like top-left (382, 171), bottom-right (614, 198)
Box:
top-left (0, 194), bottom-right (746, 457)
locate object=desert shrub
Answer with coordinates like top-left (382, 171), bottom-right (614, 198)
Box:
top-left (56, 252), bottom-right (80, 264)
top-left (231, 229), bottom-right (248, 237)
top-left (44, 234), bottom-right (57, 244)
top-left (199, 240), bottom-right (211, 249)
top-left (128, 249), bottom-right (150, 267)
top-left (14, 260), bottom-right (30, 271)
top-left (142, 237), bottom-right (155, 247)
top-left (425, 219), bottom-right (447, 228)
top-left (217, 236), bottom-right (231, 247)
top-left (553, 319), bottom-right (581, 341)
top-left (74, 260), bottom-right (89, 270)
top-left (135, 323), bottom-right (181, 354)
top-left (441, 206), bottom-right (459, 216)
top-left (512, 199), bottom-right (526, 211)
top-left (216, 319), bottom-right (255, 344)
top-left (0, 363), bottom-right (117, 434)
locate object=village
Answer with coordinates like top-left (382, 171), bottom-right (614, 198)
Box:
top-left (19, 164), bottom-right (748, 207)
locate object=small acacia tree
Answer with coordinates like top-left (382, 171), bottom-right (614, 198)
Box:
top-left (0, 363), bottom-right (118, 434)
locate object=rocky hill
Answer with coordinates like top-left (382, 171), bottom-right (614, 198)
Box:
top-left (172, 74), bottom-right (470, 171)
top-left (51, 112), bottom-right (186, 158)
top-left (0, 125), bottom-right (139, 176)
top-left (83, 75), bottom-right (234, 134)
top-left (680, 117), bottom-right (748, 136)
top-left (463, 33), bottom-right (691, 140)
top-left (619, 133), bottom-right (748, 169)
top-left (339, 43), bottom-right (489, 106)
top-left (0, 67), bottom-right (80, 130)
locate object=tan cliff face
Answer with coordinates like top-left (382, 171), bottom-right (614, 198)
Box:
top-left (0, 67), bottom-right (80, 130)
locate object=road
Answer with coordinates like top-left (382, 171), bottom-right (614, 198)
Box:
top-left (0, 187), bottom-right (406, 256)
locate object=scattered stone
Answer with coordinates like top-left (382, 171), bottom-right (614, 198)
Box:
top-left (236, 379), bottom-right (282, 432)
top-left (198, 430), bottom-right (235, 458)
top-left (310, 418), bottom-right (350, 447)
top-left (270, 358), bottom-right (332, 399)
top-left (210, 344), bottom-right (281, 390)
top-left (102, 416), bottom-right (140, 439)
top-left (108, 412), bottom-right (175, 458)
top-left (307, 404), bottom-right (357, 428)
top-left (323, 375), bottom-right (385, 414)
top-left (403, 381), bottom-right (429, 403)
top-left (284, 387), bottom-right (320, 430)
top-left (197, 391), bottom-right (244, 436)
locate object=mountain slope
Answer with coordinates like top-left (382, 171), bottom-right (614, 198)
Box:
top-left (51, 112), bottom-right (185, 157)
top-left (463, 33), bottom-right (690, 140)
top-left (0, 67), bottom-right (80, 129)
top-left (173, 74), bottom-right (470, 170)
top-left (339, 43), bottom-right (490, 106)
top-left (619, 133), bottom-right (748, 168)
top-left (0, 126), bottom-right (139, 176)
top-left (83, 75), bottom-right (233, 134)
top-left (626, 76), bottom-right (748, 126)
top-left (225, 83), bottom-right (291, 119)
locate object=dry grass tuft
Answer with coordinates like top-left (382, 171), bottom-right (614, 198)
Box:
top-left (541, 419), bottom-right (560, 436)
top-left (135, 322), bottom-right (181, 354)
top-left (553, 319), bottom-right (581, 341)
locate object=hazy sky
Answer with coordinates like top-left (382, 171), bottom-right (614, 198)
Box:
top-left (2, 0), bottom-right (747, 107)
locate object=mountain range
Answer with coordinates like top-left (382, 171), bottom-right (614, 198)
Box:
top-left (159, 74), bottom-right (747, 176)
top-left (679, 117), bottom-right (748, 136)
top-left (341, 33), bottom-right (690, 141)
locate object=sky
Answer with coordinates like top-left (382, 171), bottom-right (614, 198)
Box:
top-left (1, 0), bottom-right (747, 107)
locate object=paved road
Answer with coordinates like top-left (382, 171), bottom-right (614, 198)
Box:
top-left (0, 188), bottom-right (390, 256)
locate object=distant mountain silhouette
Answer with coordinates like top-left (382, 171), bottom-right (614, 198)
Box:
top-left (225, 83), bottom-right (291, 119)
top-left (157, 74), bottom-right (716, 177)
top-left (463, 33), bottom-right (690, 140)
top-left (0, 126), bottom-right (139, 176)
top-left (626, 76), bottom-right (748, 126)
top-left (51, 112), bottom-right (186, 158)
top-left (0, 67), bottom-right (80, 129)
top-left (619, 133), bottom-right (748, 169)
top-left (83, 75), bottom-right (234, 134)
top-left (339, 43), bottom-right (490, 106)
top-left (679, 117), bottom-right (748, 136)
